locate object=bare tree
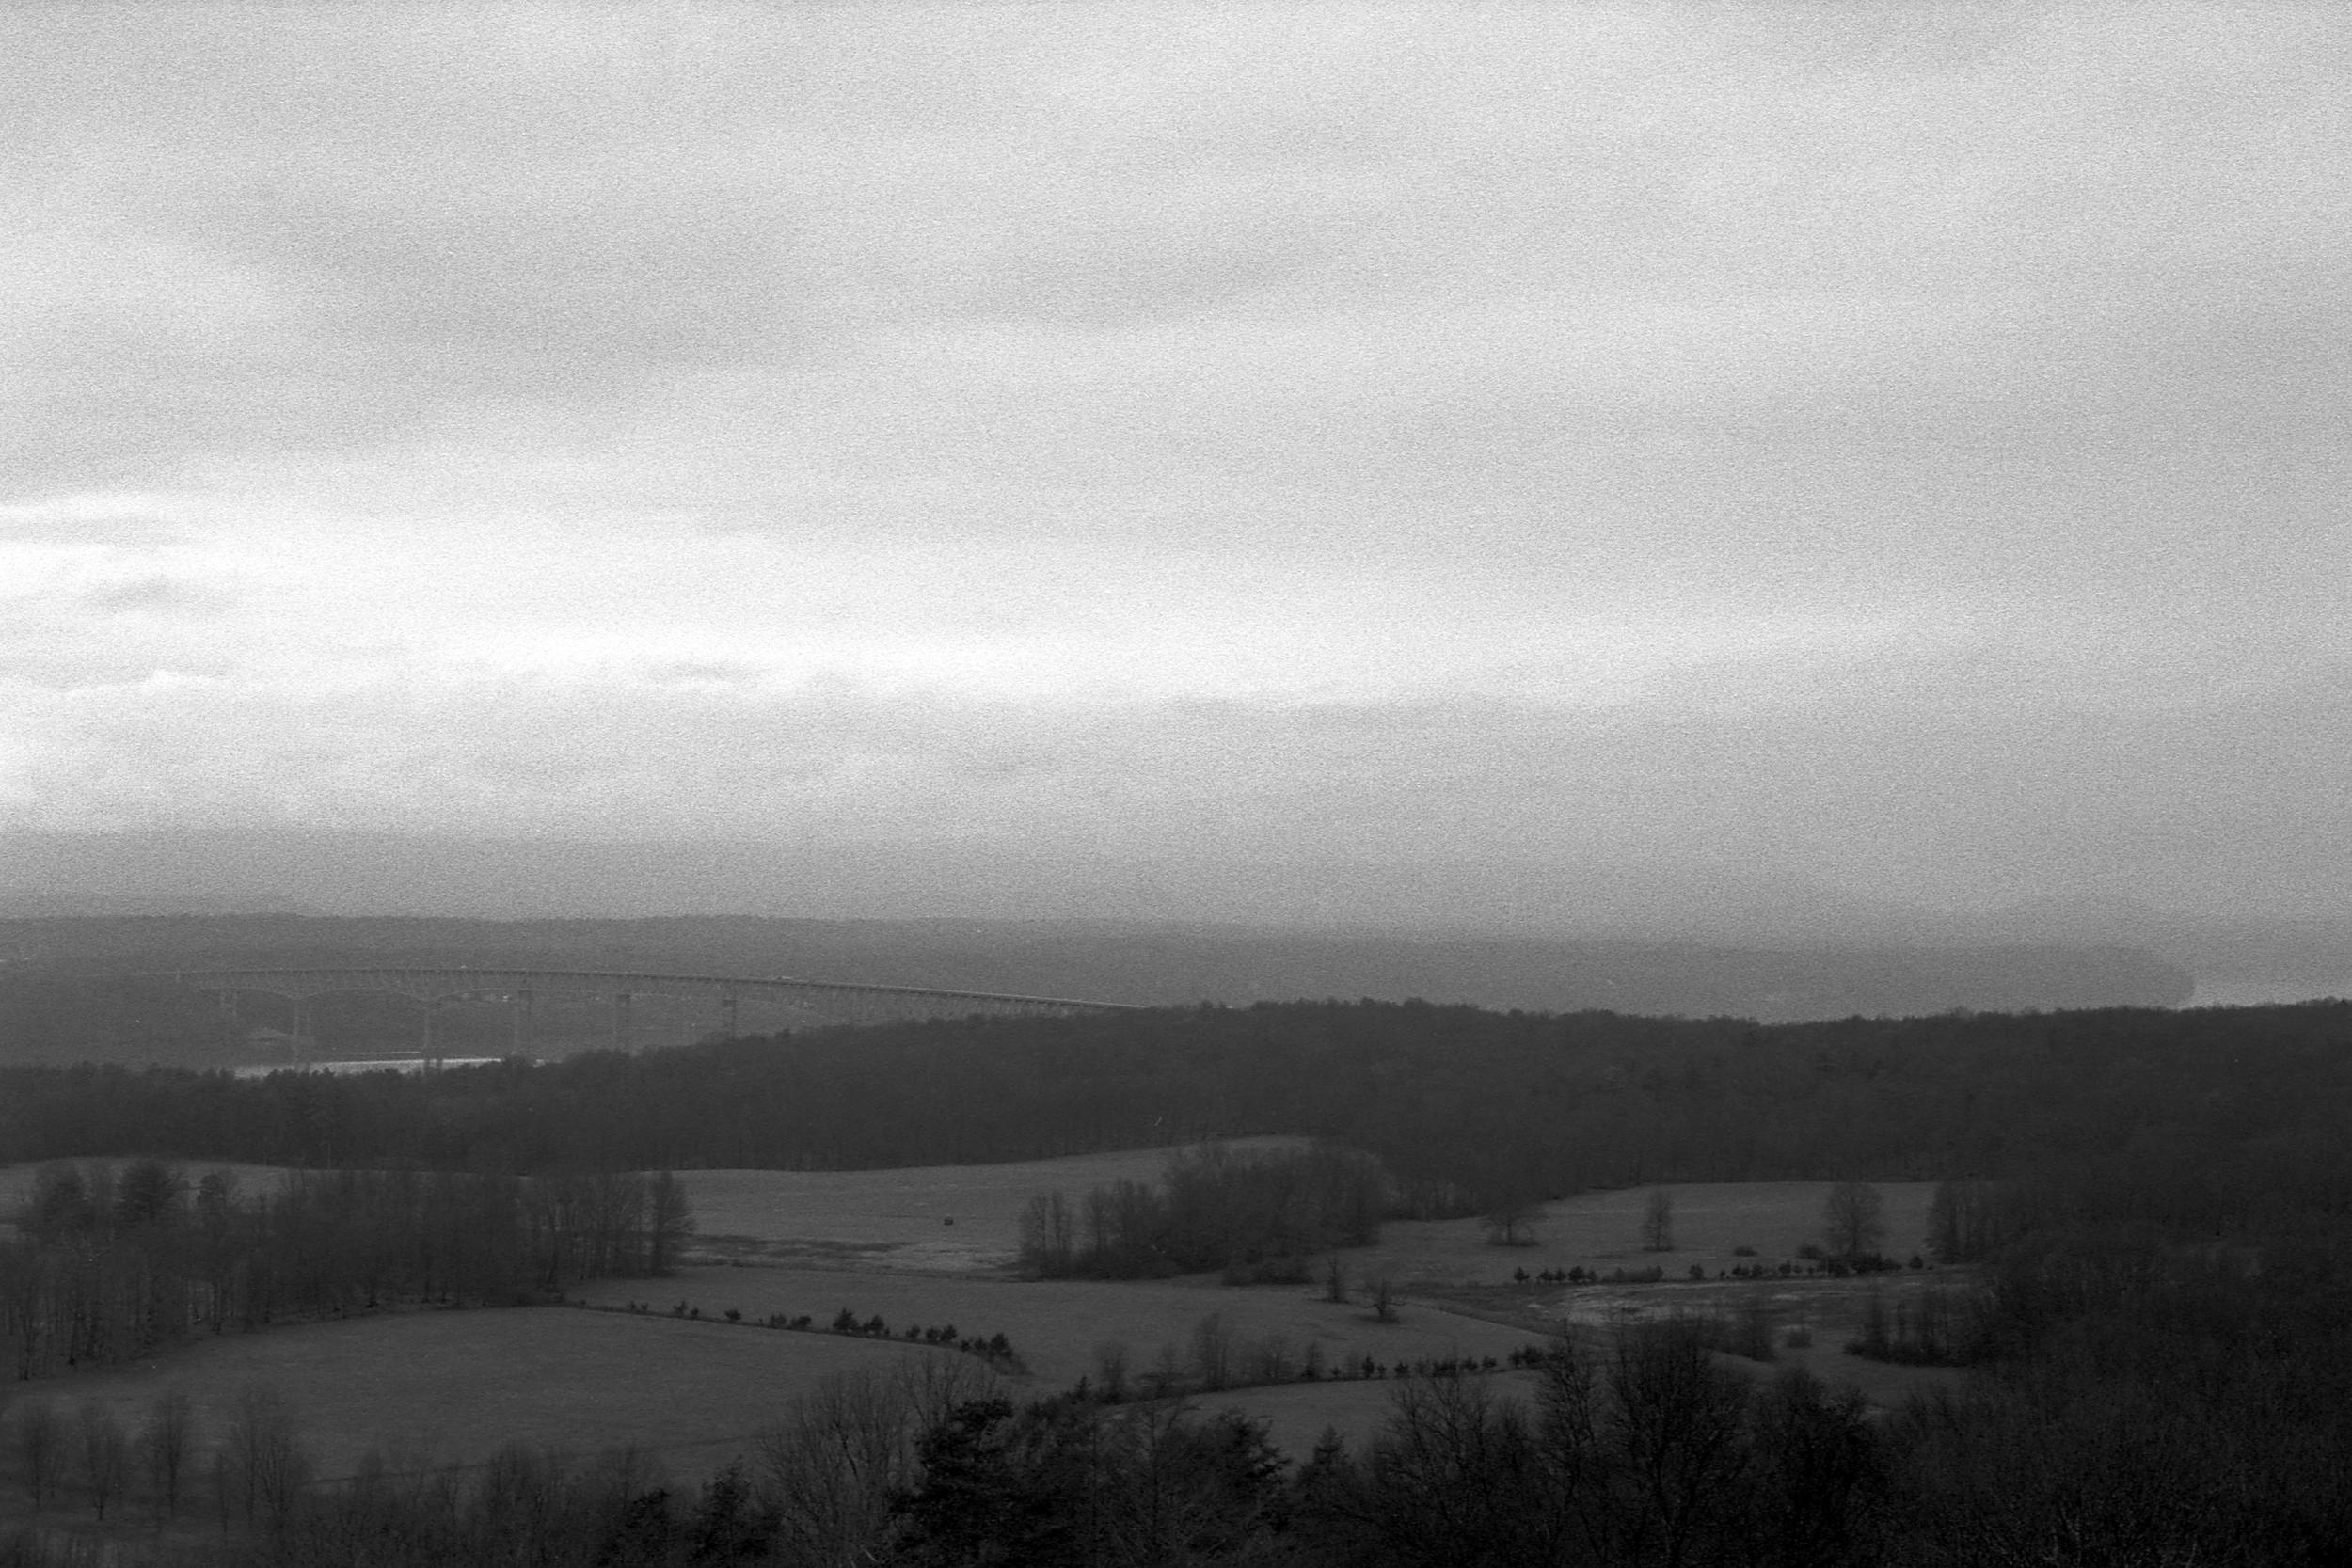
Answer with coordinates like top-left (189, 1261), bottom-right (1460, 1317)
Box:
top-left (755, 1341), bottom-right (997, 1568)
top-left (222, 1384), bottom-right (307, 1530)
top-left (1605, 1317), bottom-right (1756, 1566)
top-left (1093, 1339), bottom-right (1132, 1402)
top-left (1822, 1182), bottom-right (1886, 1261)
top-left (1367, 1371), bottom-right (1557, 1566)
top-left (14, 1400), bottom-right (62, 1508)
top-left (2, 1245), bottom-right (53, 1381)
top-left (1482, 1196), bottom-right (1540, 1247)
top-left (1190, 1310), bottom-right (1233, 1391)
top-left (1323, 1253), bottom-right (1349, 1304)
top-left (1927, 1179), bottom-right (2009, 1264)
top-left (755, 1365), bottom-right (916, 1568)
top-left (1372, 1278), bottom-right (1399, 1324)
top-left (894, 1352), bottom-right (999, 1450)
top-left (1643, 1187), bottom-right (1677, 1252)
top-left (142, 1388), bottom-right (196, 1520)
top-left (1244, 1333), bottom-right (1294, 1386)
top-left (1017, 1191), bottom-right (1076, 1276)
top-left (75, 1402), bottom-right (130, 1521)
top-left (1147, 1341), bottom-right (1187, 1398)
top-left (645, 1170), bottom-right (695, 1276)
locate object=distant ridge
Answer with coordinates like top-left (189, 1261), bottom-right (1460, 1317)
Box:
top-left (5, 912), bottom-right (2191, 1033)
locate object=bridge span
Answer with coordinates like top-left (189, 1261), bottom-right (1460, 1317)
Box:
top-left (145, 965), bottom-right (1140, 1065)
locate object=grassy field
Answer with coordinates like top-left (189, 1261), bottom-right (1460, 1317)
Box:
top-left (580, 1264), bottom-right (1543, 1388)
top-left (4, 1161), bottom-right (1928, 1286)
top-left (3, 1154), bottom-right (1963, 1477)
top-left (1344, 1180), bottom-right (1939, 1291)
top-left (681, 1167), bottom-right (1935, 1293)
top-left (681, 1138), bottom-right (1304, 1271)
top-left (0, 1143), bottom-right (1302, 1269)
top-left (1210, 1336), bottom-right (1963, 1463)
top-left (36, 1307), bottom-right (970, 1486)
top-left (1375, 1182), bottom-right (1966, 1417)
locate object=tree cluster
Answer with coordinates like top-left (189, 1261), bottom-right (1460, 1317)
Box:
top-left (1017, 1142), bottom-right (1385, 1279)
top-left (1, 1404), bottom-right (755, 1566)
top-left (1, 1162), bottom-right (692, 1380)
top-left (1297, 1320), bottom-right (1883, 1567)
top-left (3, 1356), bottom-right (998, 1567)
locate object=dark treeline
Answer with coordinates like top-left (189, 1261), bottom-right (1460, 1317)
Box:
top-left (1017, 1142), bottom-right (1385, 1279)
top-left (2, 1355), bottom-right (1003, 1567)
top-left (5, 1000), bottom-right (2348, 1216)
top-left (16, 1267), bottom-right (2346, 1565)
top-left (2, 999), bottom-right (2348, 1560)
top-left (1273, 1130), bottom-right (2352, 1566)
top-left (1, 1162), bottom-right (692, 1380)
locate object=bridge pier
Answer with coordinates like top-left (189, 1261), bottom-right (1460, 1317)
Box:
top-left (513, 988), bottom-right (533, 1056)
top-left (421, 999), bottom-right (439, 1071)
top-left (721, 995), bottom-right (738, 1037)
top-left (612, 991), bottom-right (632, 1052)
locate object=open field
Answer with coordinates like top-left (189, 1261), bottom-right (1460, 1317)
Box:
top-left (5, 1154), bottom-right (1963, 1473)
top-left (679, 1137), bottom-right (1306, 1271)
top-left (1207, 1315), bottom-right (1969, 1462)
top-left (0, 1142), bottom-right (1305, 1269)
top-left (1347, 1180), bottom-right (1939, 1291)
top-left (7, 1161), bottom-right (1928, 1287)
top-left (688, 1167), bottom-right (1934, 1289)
top-left (36, 1307), bottom-right (969, 1486)
top-left (580, 1264), bottom-right (1543, 1388)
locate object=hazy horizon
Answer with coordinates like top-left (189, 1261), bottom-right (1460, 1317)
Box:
top-left (6, 825), bottom-right (2345, 944)
top-left (6, 8), bottom-right (2346, 937)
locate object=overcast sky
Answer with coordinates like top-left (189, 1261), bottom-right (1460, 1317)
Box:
top-left (3, 5), bottom-right (2346, 925)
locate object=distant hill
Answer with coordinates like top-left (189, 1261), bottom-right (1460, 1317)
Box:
top-left (0, 913), bottom-right (2192, 1066)
top-left (3, 829), bottom-right (2334, 1004)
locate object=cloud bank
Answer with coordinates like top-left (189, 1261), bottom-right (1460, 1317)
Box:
top-left (3, 5), bottom-right (2346, 922)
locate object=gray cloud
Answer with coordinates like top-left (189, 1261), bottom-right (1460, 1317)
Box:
top-left (1, 6), bottom-right (2344, 925)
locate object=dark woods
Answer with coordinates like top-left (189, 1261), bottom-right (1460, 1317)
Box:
top-left (0, 1163), bottom-right (693, 1380)
top-left (2, 998), bottom-right (2349, 1562)
top-left (1017, 1143), bottom-right (1385, 1280)
top-left (6, 1000), bottom-right (2346, 1215)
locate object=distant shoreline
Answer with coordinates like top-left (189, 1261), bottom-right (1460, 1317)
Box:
top-left (229, 1055), bottom-right (513, 1078)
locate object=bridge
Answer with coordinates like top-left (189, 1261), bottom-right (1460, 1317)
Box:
top-left (146, 966), bottom-right (1141, 1066)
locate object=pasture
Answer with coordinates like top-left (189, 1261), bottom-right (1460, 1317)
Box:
top-left (3, 1153), bottom-right (1963, 1475)
top-left (578, 1265), bottom-right (1543, 1388)
top-left (0, 1141), bottom-right (1301, 1268)
top-left (1343, 1180), bottom-right (1940, 1291)
top-left (679, 1139), bottom-right (1304, 1271)
top-left (1212, 1336), bottom-right (1963, 1460)
top-left (35, 1307), bottom-right (967, 1486)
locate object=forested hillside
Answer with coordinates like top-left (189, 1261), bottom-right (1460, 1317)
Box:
top-left (7, 998), bottom-right (2351, 1564)
top-left (5, 1001), bottom-right (2344, 1232)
